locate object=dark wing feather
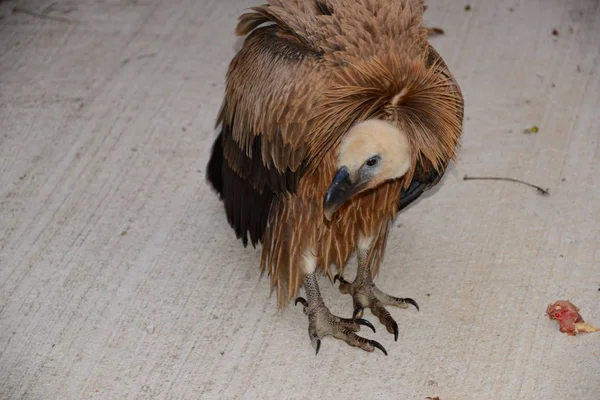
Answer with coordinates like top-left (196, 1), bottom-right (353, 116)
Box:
top-left (207, 17), bottom-right (326, 247)
top-left (397, 161), bottom-right (443, 211)
top-left (398, 44), bottom-right (463, 211)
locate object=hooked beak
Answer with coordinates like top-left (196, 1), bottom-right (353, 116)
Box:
top-left (323, 167), bottom-right (368, 221)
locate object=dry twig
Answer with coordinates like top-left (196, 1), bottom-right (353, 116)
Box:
top-left (463, 175), bottom-right (550, 196)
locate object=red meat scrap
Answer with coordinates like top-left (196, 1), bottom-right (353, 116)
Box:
top-left (546, 300), bottom-right (599, 336)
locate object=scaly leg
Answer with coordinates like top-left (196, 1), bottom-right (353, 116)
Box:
top-left (334, 239), bottom-right (419, 341)
top-left (295, 271), bottom-right (387, 355)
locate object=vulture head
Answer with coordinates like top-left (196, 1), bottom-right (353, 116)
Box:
top-left (323, 119), bottom-right (411, 221)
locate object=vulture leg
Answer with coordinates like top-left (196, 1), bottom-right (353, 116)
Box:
top-left (295, 271), bottom-right (387, 356)
top-left (334, 240), bottom-right (419, 342)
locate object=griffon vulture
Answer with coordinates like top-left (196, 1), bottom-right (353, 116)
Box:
top-left (207, 0), bottom-right (464, 355)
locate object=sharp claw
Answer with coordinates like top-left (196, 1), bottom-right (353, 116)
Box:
top-left (369, 339), bottom-right (388, 356)
top-left (354, 318), bottom-right (376, 333)
top-left (295, 297), bottom-right (308, 307)
top-left (405, 297), bottom-right (419, 311)
top-left (391, 320), bottom-right (398, 341)
top-left (334, 274), bottom-right (350, 285)
top-left (315, 339), bottom-right (321, 355)
top-left (352, 306), bottom-right (364, 320)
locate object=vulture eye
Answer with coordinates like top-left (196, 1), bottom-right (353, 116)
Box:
top-left (365, 157), bottom-right (379, 167)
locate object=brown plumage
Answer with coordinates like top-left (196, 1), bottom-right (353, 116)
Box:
top-left (207, 0), bottom-right (463, 354)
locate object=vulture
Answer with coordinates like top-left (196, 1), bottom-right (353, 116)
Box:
top-left (207, 0), bottom-right (464, 355)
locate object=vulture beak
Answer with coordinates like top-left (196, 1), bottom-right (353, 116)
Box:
top-left (323, 167), bottom-right (368, 221)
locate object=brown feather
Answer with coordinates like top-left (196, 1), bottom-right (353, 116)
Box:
top-left (209, 0), bottom-right (464, 308)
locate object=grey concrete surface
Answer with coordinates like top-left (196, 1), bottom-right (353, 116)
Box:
top-left (1, 0), bottom-right (599, 399)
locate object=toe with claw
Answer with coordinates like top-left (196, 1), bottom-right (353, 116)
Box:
top-left (295, 296), bottom-right (386, 355)
top-left (333, 273), bottom-right (418, 342)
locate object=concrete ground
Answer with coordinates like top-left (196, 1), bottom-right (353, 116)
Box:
top-left (1, 0), bottom-right (599, 399)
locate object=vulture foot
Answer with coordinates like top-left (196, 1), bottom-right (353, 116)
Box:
top-left (294, 297), bottom-right (386, 356)
top-left (333, 274), bottom-right (419, 342)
